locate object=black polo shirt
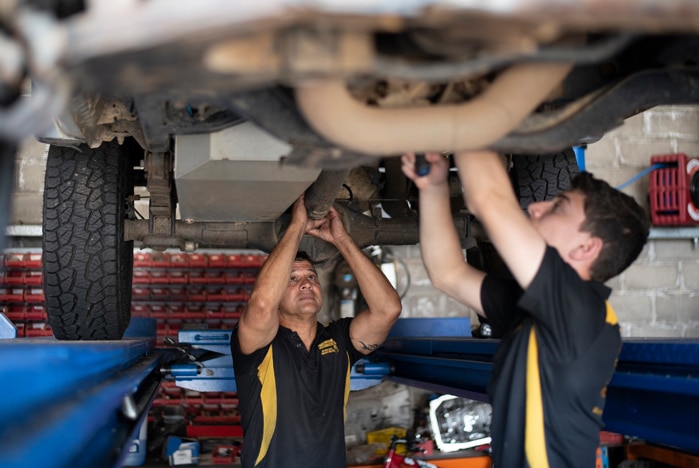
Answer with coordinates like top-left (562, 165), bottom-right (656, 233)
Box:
top-left (231, 318), bottom-right (364, 468)
top-left (481, 246), bottom-right (621, 468)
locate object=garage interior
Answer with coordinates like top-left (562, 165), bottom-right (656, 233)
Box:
top-left (1, 104), bottom-right (699, 467)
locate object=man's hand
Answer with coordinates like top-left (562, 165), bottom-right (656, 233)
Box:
top-left (306, 206), bottom-right (347, 246)
top-left (401, 152), bottom-right (449, 189)
top-left (291, 194), bottom-right (330, 236)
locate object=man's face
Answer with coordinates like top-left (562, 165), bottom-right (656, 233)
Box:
top-left (279, 259), bottom-right (323, 316)
top-left (527, 190), bottom-right (591, 257)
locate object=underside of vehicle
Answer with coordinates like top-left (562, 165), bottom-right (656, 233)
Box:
top-left (3, 0), bottom-right (699, 338)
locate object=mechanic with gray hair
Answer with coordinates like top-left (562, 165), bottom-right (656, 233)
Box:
top-left (402, 150), bottom-right (649, 468)
top-left (231, 194), bottom-right (402, 468)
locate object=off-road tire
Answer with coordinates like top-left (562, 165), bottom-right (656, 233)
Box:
top-left (509, 148), bottom-right (580, 209)
top-left (42, 141), bottom-right (134, 340)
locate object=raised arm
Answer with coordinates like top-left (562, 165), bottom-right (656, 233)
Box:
top-left (307, 207), bottom-right (402, 355)
top-left (453, 150), bottom-right (546, 289)
top-left (237, 197), bottom-right (309, 354)
top-left (401, 152), bottom-right (486, 314)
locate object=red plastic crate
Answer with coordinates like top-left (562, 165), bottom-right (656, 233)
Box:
top-left (24, 288), bottom-right (45, 303)
top-left (132, 270), bottom-right (151, 284)
top-left (169, 253), bottom-right (189, 268)
top-left (133, 252), bottom-right (152, 267)
top-left (132, 287), bottom-right (150, 299)
top-left (224, 271), bottom-right (246, 285)
top-left (168, 287), bottom-right (188, 302)
top-left (24, 271), bottom-right (43, 285)
top-left (168, 270), bottom-right (189, 284)
top-left (203, 308), bottom-right (224, 319)
top-left (0, 287), bottom-right (24, 302)
top-left (599, 431), bottom-right (624, 445)
top-left (207, 289), bottom-right (227, 302)
top-left (2, 271), bottom-right (24, 285)
top-left (205, 271), bottom-right (227, 284)
top-left (208, 254), bottom-right (227, 268)
top-left (149, 304), bottom-right (168, 319)
top-left (186, 425), bottom-right (243, 438)
top-left (131, 304), bottom-right (150, 317)
top-left (188, 270), bottom-right (208, 285)
top-left (25, 323), bottom-right (53, 337)
top-left (225, 254), bottom-right (244, 268)
top-left (212, 445), bottom-right (240, 465)
top-left (246, 254), bottom-right (266, 268)
top-left (649, 153), bottom-right (699, 226)
top-left (3, 252), bottom-right (25, 268)
top-left (150, 287), bottom-right (169, 300)
top-left (24, 253), bottom-right (42, 269)
top-left (25, 305), bottom-right (47, 321)
top-left (188, 254), bottom-right (208, 268)
top-left (149, 270), bottom-right (169, 284)
top-left (185, 287), bottom-right (207, 302)
top-left (4, 252), bottom-right (42, 269)
top-left (149, 253), bottom-right (170, 268)
top-left (3, 304), bottom-right (25, 321)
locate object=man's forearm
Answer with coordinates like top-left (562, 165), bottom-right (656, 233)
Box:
top-left (247, 219), bottom-right (305, 310)
top-left (418, 182), bottom-right (468, 289)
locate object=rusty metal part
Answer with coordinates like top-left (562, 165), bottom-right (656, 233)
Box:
top-left (71, 95), bottom-right (146, 148)
top-left (143, 151), bottom-right (175, 251)
top-left (304, 169), bottom-right (350, 219)
top-left (124, 219), bottom-right (280, 252)
top-left (124, 205), bottom-right (472, 263)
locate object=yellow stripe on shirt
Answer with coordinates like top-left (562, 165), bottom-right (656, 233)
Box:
top-left (343, 351), bottom-right (351, 422)
top-left (255, 347), bottom-right (277, 466)
top-left (525, 327), bottom-right (550, 468)
top-left (605, 301), bottom-right (618, 325)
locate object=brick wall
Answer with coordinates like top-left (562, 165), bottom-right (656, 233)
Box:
top-left (9, 106), bottom-right (699, 338)
top-left (586, 107), bottom-right (699, 338)
top-left (10, 138), bottom-right (47, 226)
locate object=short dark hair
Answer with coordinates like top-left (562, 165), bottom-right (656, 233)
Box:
top-left (571, 172), bottom-right (650, 282)
top-left (294, 251), bottom-right (315, 264)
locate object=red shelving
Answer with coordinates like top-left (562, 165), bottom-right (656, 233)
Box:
top-left (1, 250), bottom-right (260, 445)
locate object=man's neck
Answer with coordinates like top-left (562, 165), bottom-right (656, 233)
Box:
top-left (279, 314), bottom-right (318, 350)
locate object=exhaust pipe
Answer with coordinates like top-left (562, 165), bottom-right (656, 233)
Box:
top-left (295, 63), bottom-right (573, 155)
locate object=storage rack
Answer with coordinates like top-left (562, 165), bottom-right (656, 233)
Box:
top-left (130, 251), bottom-right (264, 339)
top-left (0, 251), bottom-right (48, 338)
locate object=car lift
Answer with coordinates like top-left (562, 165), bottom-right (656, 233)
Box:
top-left (1, 317), bottom-right (698, 467)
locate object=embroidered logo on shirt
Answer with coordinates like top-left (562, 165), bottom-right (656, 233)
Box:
top-left (318, 338), bottom-right (339, 356)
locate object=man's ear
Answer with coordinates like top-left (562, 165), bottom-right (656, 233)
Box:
top-left (571, 235), bottom-right (603, 262)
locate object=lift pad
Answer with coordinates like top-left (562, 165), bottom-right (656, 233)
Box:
top-left (0, 334), bottom-right (161, 468)
top-left (376, 332), bottom-right (699, 455)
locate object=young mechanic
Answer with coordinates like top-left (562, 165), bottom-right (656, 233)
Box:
top-left (231, 195), bottom-right (402, 468)
top-left (401, 150), bottom-right (649, 468)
